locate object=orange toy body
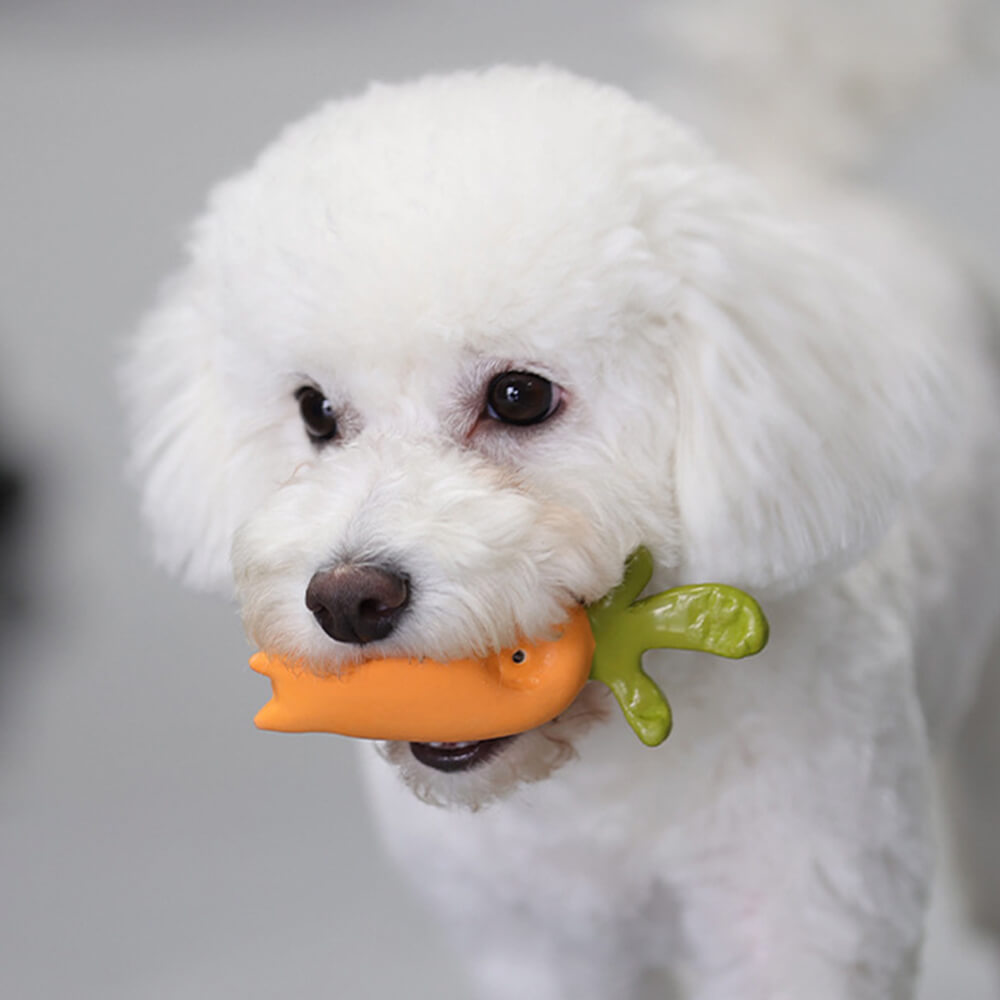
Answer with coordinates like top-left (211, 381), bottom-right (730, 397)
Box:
top-left (251, 605), bottom-right (595, 742)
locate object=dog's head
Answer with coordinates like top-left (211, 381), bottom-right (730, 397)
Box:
top-left (124, 68), bottom-right (948, 806)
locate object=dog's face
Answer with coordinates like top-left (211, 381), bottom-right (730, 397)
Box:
top-left (125, 68), bottom-right (948, 806)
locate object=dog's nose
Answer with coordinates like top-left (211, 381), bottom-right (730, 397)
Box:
top-left (305, 564), bottom-right (411, 645)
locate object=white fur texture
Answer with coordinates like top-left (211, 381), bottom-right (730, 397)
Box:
top-left (125, 66), bottom-right (1000, 999)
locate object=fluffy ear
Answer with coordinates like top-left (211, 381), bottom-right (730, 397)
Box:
top-left (665, 204), bottom-right (953, 591)
top-left (121, 268), bottom-right (236, 591)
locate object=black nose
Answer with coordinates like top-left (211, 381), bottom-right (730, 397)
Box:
top-left (305, 564), bottom-right (411, 645)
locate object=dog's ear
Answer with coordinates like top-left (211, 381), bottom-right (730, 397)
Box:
top-left (661, 194), bottom-right (954, 591)
top-left (122, 268), bottom-right (236, 591)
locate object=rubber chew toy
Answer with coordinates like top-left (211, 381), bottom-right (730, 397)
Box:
top-left (251, 547), bottom-right (769, 746)
top-left (251, 607), bottom-right (595, 743)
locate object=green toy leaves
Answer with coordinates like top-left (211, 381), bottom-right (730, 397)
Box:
top-left (586, 548), bottom-right (770, 746)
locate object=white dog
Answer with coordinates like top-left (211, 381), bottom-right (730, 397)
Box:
top-left (124, 27), bottom-right (1000, 1000)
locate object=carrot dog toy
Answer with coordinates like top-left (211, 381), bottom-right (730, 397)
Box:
top-left (252, 547), bottom-right (769, 747)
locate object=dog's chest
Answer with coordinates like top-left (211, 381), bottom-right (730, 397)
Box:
top-left (364, 743), bottom-right (681, 922)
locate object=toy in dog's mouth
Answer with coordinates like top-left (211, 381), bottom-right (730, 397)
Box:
top-left (251, 548), bottom-right (769, 756)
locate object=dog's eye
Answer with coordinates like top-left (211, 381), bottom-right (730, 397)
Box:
top-left (485, 371), bottom-right (561, 427)
top-left (295, 386), bottom-right (338, 443)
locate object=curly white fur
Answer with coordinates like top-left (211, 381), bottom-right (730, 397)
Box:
top-left (124, 61), bottom-right (1000, 1000)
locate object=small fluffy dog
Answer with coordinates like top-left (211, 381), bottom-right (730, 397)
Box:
top-left (125, 35), bottom-right (1000, 1000)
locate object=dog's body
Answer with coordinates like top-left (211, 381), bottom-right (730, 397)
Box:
top-left (126, 55), bottom-right (1000, 1000)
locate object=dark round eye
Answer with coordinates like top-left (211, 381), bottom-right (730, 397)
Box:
top-left (295, 386), bottom-right (338, 443)
top-left (485, 371), bottom-right (560, 427)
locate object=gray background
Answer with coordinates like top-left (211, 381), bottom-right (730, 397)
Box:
top-left (1, 1), bottom-right (998, 997)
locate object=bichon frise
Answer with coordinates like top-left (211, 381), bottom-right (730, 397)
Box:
top-left (124, 60), bottom-right (1000, 1000)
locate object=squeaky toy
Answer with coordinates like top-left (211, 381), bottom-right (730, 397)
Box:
top-left (252, 547), bottom-right (769, 746)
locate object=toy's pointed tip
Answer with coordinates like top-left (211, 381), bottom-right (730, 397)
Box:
top-left (639, 723), bottom-right (672, 747)
top-left (729, 613), bottom-right (770, 658)
top-left (249, 652), bottom-right (271, 676)
top-left (754, 616), bottom-right (770, 654)
top-left (624, 696), bottom-right (673, 747)
top-left (635, 713), bottom-right (672, 747)
top-left (254, 701), bottom-right (281, 730)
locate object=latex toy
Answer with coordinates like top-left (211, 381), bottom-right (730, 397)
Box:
top-left (252, 547), bottom-right (769, 746)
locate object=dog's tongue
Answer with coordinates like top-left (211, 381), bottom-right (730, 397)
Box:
top-left (250, 547), bottom-right (770, 748)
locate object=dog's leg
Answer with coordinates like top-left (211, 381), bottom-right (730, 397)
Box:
top-left (462, 934), bottom-right (651, 1000)
top-left (947, 632), bottom-right (1000, 948)
top-left (668, 668), bottom-right (934, 1000)
top-left (466, 958), bottom-right (681, 1000)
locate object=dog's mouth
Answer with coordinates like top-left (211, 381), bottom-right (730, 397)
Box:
top-left (409, 736), bottom-right (516, 772)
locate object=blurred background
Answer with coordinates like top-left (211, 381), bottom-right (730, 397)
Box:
top-left (1, 1), bottom-right (998, 997)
